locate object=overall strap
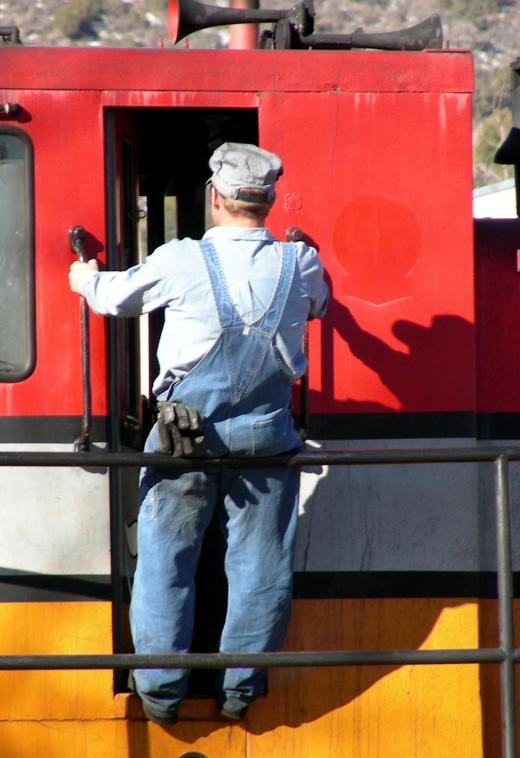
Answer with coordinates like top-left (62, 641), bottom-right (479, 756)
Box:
top-left (258, 242), bottom-right (296, 336)
top-left (194, 239), bottom-right (298, 405)
top-left (198, 238), bottom-right (241, 329)
top-left (198, 238), bottom-right (297, 333)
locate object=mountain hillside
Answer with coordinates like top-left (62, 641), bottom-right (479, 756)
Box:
top-left (1, 0), bottom-right (518, 187)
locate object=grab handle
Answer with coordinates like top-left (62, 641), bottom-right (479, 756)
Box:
top-left (69, 225), bottom-right (92, 452)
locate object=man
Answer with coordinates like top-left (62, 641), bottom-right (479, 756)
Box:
top-left (69, 142), bottom-right (328, 725)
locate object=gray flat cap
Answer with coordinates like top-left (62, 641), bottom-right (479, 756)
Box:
top-left (208, 142), bottom-right (283, 204)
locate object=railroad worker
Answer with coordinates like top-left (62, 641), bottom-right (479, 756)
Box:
top-left (68, 142), bottom-right (328, 726)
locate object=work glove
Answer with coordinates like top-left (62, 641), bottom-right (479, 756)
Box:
top-left (156, 401), bottom-right (205, 456)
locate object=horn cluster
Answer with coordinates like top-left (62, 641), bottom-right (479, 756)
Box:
top-left (167, 0), bottom-right (443, 51)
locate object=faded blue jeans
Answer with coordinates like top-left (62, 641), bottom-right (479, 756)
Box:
top-left (129, 424), bottom-right (300, 718)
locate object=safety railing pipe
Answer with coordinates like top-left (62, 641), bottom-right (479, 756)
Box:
top-left (495, 454), bottom-right (516, 758)
top-left (4, 446), bottom-right (520, 469)
top-left (0, 648), bottom-right (505, 670)
top-left (0, 442), bottom-right (518, 749)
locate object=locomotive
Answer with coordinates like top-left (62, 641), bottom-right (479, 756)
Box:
top-left (0, 1), bottom-right (517, 755)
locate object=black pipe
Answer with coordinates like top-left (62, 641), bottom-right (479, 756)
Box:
top-left (68, 225), bottom-right (92, 452)
top-left (495, 455), bottom-right (517, 758)
top-left (0, 648), bottom-right (505, 671)
top-left (2, 447), bottom-right (520, 469)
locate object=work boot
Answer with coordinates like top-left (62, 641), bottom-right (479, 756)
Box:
top-left (219, 696), bottom-right (249, 720)
top-left (142, 702), bottom-right (179, 726)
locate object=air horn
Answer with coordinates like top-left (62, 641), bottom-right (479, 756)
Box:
top-left (167, 0), bottom-right (443, 51)
top-left (168, 0), bottom-right (295, 43)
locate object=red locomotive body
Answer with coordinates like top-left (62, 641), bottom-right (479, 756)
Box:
top-left (0, 11), bottom-right (517, 756)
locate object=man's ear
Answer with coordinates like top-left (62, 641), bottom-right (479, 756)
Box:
top-left (211, 186), bottom-right (221, 210)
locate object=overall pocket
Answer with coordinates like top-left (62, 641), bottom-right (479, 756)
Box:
top-left (252, 408), bottom-right (300, 456)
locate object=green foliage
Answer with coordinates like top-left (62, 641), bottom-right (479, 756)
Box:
top-left (53, 0), bottom-right (103, 39)
top-left (474, 65), bottom-right (511, 119)
top-left (473, 64), bottom-right (513, 185)
top-left (437, 0), bottom-right (504, 29)
top-left (474, 107), bottom-right (514, 186)
top-left (437, 0), bottom-right (500, 14)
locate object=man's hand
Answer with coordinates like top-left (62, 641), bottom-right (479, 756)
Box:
top-left (69, 259), bottom-right (99, 294)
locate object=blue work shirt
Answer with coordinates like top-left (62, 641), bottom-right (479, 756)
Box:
top-left (80, 226), bottom-right (328, 398)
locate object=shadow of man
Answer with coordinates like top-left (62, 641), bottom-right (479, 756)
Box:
top-left (325, 297), bottom-right (475, 413)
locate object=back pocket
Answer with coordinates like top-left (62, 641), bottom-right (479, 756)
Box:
top-left (252, 409), bottom-right (300, 456)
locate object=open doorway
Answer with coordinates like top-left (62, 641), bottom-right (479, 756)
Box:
top-left (136, 107), bottom-right (259, 389)
top-left (106, 106), bottom-right (259, 696)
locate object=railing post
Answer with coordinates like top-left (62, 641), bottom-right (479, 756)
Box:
top-left (495, 454), bottom-right (517, 758)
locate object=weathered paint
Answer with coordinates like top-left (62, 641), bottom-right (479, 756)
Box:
top-left (260, 89), bottom-right (474, 414)
top-left (0, 48), bottom-right (473, 93)
top-left (0, 599), bottom-right (503, 756)
top-left (0, 443), bottom-right (110, 575)
top-left (298, 438), bottom-right (520, 573)
top-left (0, 48), bottom-right (474, 419)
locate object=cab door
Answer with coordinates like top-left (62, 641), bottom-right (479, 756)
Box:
top-left (104, 110), bottom-right (150, 686)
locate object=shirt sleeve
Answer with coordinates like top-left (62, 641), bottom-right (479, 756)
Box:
top-left (296, 242), bottom-right (329, 320)
top-left (78, 241), bottom-right (184, 317)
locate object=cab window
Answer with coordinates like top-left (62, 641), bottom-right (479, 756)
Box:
top-left (0, 128), bottom-right (34, 381)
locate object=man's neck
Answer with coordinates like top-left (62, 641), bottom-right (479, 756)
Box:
top-left (217, 217), bottom-right (263, 229)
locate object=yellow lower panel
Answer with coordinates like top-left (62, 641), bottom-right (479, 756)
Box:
top-left (248, 599), bottom-right (484, 758)
top-left (0, 598), bottom-right (509, 757)
top-left (0, 602), bottom-right (114, 720)
top-left (0, 720), bottom-right (245, 758)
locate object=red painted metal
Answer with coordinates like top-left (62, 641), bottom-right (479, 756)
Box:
top-left (0, 48), bottom-right (472, 93)
top-left (0, 90), bottom-right (106, 417)
top-left (475, 220), bottom-right (520, 412)
top-left (0, 44), bottom-right (475, 420)
top-left (167, 0), bottom-right (182, 43)
top-left (100, 91), bottom-right (257, 109)
top-left (261, 89), bottom-right (474, 413)
top-left (228, 0), bottom-right (258, 50)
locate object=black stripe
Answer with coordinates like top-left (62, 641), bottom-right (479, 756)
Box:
top-left (308, 412), bottom-right (520, 440)
top-left (0, 416), bottom-right (107, 443)
top-left (477, 413), bottom-right (520, 440)
top-left (0, 570), bottom-right (514, 603)
top-left (308, 412), bottom-right (476, 439)
top-left (0, 572), bottom-right (113, 602)
top-left (293, 571), bottom-right (520, 599)
top-left (0, 412), bottom-right (518, 444)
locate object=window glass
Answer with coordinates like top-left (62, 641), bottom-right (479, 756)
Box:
top-left (0, 129), bottom-right (33, 380)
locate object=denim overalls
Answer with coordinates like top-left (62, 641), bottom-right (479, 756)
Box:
top-left (130, 239), bottom-right (303, 718)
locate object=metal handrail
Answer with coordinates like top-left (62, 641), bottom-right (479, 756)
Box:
top-left (0, 445), bottom-right (516, 756)
top-left (1, 445), bottom-right (520, 467)
top-left (0, 648), bottom-right (507, 670)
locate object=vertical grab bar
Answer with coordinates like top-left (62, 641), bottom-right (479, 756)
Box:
top-left (495, 454), bottom-right (516, 758)
top-left (286, 226), bottom-right (309, 439)
top-left (69, 225), bottom-right (92, 452)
